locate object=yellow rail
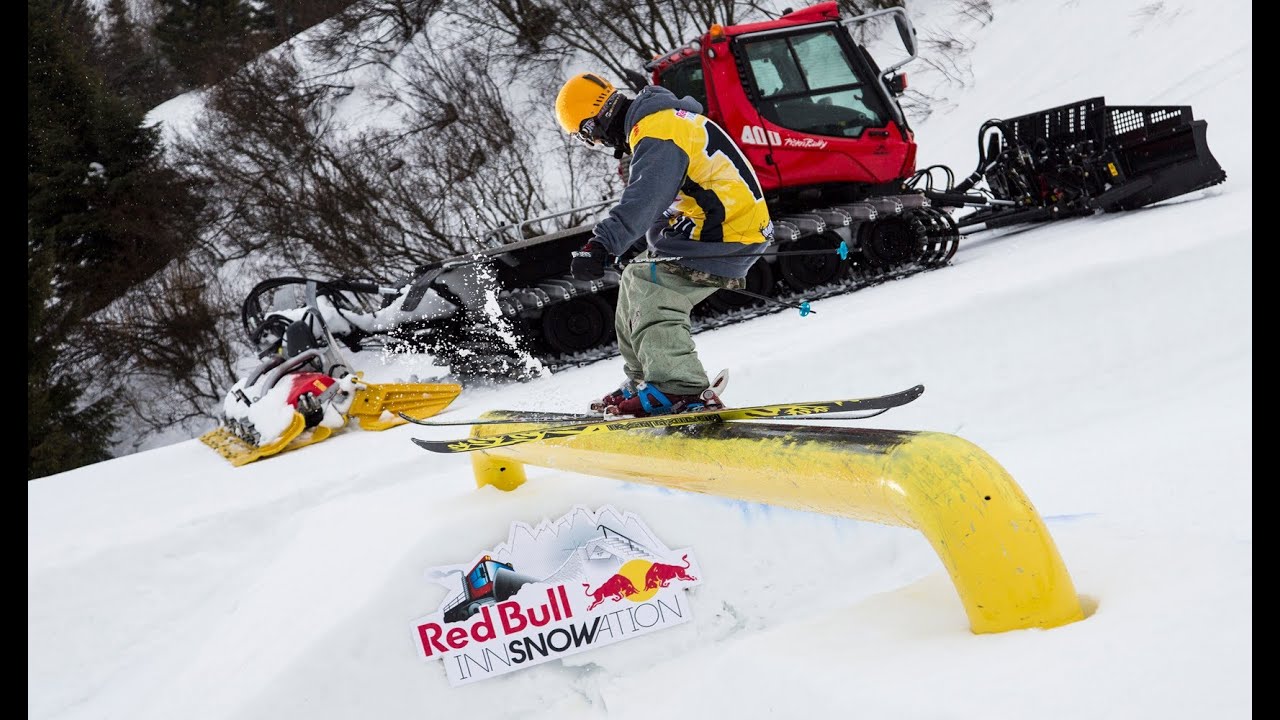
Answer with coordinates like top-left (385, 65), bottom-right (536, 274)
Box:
top-left (467, 416), bottom-right (1083, 634)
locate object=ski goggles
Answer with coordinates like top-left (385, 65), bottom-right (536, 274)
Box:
top-left (576, 92), bottom-right (624, 147)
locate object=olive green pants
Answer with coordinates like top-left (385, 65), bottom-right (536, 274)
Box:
top-left (614, 261), bottom-right (724, 395)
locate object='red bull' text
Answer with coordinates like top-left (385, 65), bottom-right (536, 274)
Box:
top-left (417, 586), bottom-right (573, 656)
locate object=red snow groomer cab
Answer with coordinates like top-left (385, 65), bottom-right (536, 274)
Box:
top-left (650, 3), bottom-right (917, 202)
top-left (643, 3), bottom-right (956, 307)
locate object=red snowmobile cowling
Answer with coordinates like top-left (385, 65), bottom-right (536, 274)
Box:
top-left (648, 1), bottom-right (917, 195)
top-left (284, 372), bottom-right (337, 406)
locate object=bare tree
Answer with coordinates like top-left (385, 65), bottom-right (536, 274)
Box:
top-left (68, 255), bottom-right (242, 450)
top-left (173, 28), bottom-right (598, 280)
top-left (175, 52), bottom-right (402, 275)
top-left (914, 28), bottom-right (975, 90)
top-left (307, 0), bottom-right (446, 73)
top-left (446, 0), bottom-right (767, 81)
top-left (953, 0), bottom-right (994, 26)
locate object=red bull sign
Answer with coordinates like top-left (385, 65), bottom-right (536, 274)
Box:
top-left (411, 505), bottom-right (703, 686)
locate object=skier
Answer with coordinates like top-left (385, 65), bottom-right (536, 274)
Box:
top-left (554, 72), bottom-right (773, 417)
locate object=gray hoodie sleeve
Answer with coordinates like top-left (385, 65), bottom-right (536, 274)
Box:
top-left (590, 137), bottom-right (689, 257)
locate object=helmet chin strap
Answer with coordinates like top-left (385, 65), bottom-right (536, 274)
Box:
top-left (598, 96), bottom-right (633, 157)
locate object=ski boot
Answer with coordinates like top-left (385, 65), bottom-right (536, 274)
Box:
top-left (607, 371), bottom-right (728, 417)
top-left (591, 379), bottom-right (639, 414)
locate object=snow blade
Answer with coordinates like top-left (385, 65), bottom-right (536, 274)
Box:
top-left (1010, 98), bottom-right (1227, 212)
top-left (946, 97), bottom-right (1227, 232)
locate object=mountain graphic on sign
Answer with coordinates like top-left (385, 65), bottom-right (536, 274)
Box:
top-left (426, 506), bottom-right (672, 588)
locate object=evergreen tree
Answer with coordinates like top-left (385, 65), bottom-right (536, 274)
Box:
top-left (153, 0), bottom-right (277, 87)
top-left (98, 0), bottom-right (180, 108)
top-left (28, 242), bottom-right (119, 481)
top-left (263, 0), bottom-right (356, 38)
top-left (28, 0), bottom-right (200, 478)
top-left (29, 0), bottom-right (200, 318)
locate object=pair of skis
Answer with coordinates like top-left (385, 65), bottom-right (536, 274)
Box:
top-left (404, 384), bottom-right (925, 454)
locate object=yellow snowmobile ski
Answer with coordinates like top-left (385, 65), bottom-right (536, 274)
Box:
top-left (283, 424), bottom-right (333, 452)
top-left (348, 381), bottom-right (462, 431)
top-left (199, 412), bottom-right (307, 467)
top-left (199, 416), bottom-right (333, 467)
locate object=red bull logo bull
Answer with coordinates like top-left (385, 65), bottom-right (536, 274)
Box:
top-left (582, 554), bottom-right (701, 610)
top-left (584, 574), bottom-right (639, 610)
top-left (645, 554), bottom-right (697, 590)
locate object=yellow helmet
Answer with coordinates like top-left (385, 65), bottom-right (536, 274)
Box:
top-left (555, 73), bottom-right (618, 143)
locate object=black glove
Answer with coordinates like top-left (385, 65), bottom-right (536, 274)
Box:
top-left (571, 240), bottom-right (609, 281)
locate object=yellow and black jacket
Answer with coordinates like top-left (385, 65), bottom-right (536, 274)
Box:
top-left (590, 86), bottom-right (773, 280)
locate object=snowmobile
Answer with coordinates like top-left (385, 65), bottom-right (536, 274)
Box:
top-left (200, 287), bottom-right (462, 466)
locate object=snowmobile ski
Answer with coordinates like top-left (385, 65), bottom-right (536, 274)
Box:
top-left (200, 412), bottom-right (309, 467)
top-left (410, 384), bottom-right (924, 454)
